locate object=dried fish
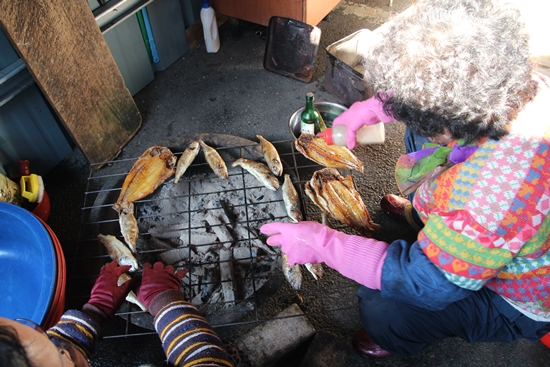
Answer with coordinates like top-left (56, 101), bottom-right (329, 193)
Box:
top-left (113, 146), bottom-right (176, 213)
top-left (282, 253), bottom-right (302, 290)
top-left (174, 141), bottom-right (200, 183)
top-left (295, 133), bottom-right (364, 173)
top-left (199, 140), bottom-right (228, 179)
top-left (281, 174), bottom-right (303, 223)
top-left (305, 168), bottom-right (380, 235)
top-left (304, 263), bottom-right (324, 281)
top-left (257, 134), bottom-right (283, 176)
top-left (231, 158), bottom-right (280, 191)
top-left (98, 233), bottom-right (139, 272)
top-left (118, 273), bottom-right (147, 312)
top-left (118, 202), bottom-right (138, 254)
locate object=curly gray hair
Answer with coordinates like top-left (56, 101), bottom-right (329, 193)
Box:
top-left (364, 0), bottom-right (535, 143)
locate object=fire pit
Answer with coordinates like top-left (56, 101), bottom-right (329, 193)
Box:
top-left (75, 133), bottom-right (361, 336)
top-left (81, 134), bottom-right (303, 327)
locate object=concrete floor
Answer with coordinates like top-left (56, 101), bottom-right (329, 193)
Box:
top-left (43, 1), bottom-right (550, 366)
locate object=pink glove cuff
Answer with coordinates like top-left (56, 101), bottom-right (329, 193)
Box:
top-left (334, 235), bottom-right (388, 290)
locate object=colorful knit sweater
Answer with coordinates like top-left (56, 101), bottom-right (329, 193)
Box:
top-left (407, 74), bottom-right (550, 320)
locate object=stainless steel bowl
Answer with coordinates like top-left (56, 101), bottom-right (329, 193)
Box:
top-left (288, 101), bottom-right (348, 139)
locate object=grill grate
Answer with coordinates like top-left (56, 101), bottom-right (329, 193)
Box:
top-left (70, 135), bottom-right (361, 339)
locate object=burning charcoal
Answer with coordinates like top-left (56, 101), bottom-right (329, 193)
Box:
top-left (205, 211), bottom-right (234, 248)
top-left (158, 247), bottom-right (193, 265)
top-left (233, 225), bottom-right (276, 255)
top-left (210, 286), bottom-right (223, 304)
top-left (123, 152), bottom-right (293, 324)
top-left (191, 293), bottom-right (203, 306)
top-left (219, 247), bottom-right (235, 305)
top-left (149, 237), bottom-right (178, 250)
top-left (148, 224), bottom-right (189, 238)
top-left (201, 270), bottom-right (217, 301)
top-left (180, 230), bottom-right (217, 249)
top-left (202, 251), bottom-right (219, 265)
top-left (233, 245), bottom-right (258, 264)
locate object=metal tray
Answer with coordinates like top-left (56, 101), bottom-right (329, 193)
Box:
top-left (263, 16), bottom-right (321, 83)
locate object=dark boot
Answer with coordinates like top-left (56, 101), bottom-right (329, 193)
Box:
top-left (380, 194), bottom-right (422, 232)
top-left (352, 329), bottom-right (394, 359)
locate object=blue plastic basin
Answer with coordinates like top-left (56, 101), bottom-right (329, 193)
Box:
top-left (0, 202), bottom-right (56, 325)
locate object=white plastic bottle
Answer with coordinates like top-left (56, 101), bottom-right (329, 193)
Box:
top-left (317, 123), bottom-right (386, 146)
top-left (200, 0), bottom-right (220, 53)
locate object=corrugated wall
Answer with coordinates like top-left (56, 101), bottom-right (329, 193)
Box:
top-left (0, 29), bottom-right (73, 176)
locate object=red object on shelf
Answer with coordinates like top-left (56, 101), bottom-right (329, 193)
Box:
top-left (12, 160), bottom-right (51, 222)
top-left (32, 189), bottom-right (50, 222)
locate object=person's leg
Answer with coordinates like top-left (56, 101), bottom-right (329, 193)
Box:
top-left (357, 286), bottom-right (550, 357)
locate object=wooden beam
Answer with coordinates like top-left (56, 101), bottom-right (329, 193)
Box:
top-left (0, 0), bottom-right (142, 166)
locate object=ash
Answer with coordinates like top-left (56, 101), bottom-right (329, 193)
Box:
top-left (137, 166), bottom-right (289, 321)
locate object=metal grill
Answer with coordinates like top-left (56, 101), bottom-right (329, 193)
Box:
top-left (70, 134), bottom-right (361, 339)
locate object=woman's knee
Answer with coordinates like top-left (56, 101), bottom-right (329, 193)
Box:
top-left (357, 286), bottom-right (437, 356)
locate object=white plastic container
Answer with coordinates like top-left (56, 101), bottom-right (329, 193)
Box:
top-left (317, 123), bottom-right (385, 146)
top-left (200, 0), bottom-right (220, 53)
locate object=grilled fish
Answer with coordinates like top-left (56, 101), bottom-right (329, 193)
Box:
top-left (295, 133), bottom-right (364, 173)
top-left (231, 158), bottom-right (280, 191)
top-left (118, 273), bottom-right (147, 312)
top-left (304, 263), bottom-right (324, 281)
top-left (118, 202), bottom-right (138, 254)
top-left (282, 253), bottom-right (302, 290)
top-left (257, 134), bottom-right (283, 176)
top-left (98, 233), bottom-right (139, 272)
top-left (305, 168), bottom-right (380, 235)
top-left (281, 174), bottom-right (303, 222)
top-left (174, 141), bottom-right (200, 184)
top-left (199, 140), bottom-right (228, 179)
top-left (113, 146), bottom-right (176, 213)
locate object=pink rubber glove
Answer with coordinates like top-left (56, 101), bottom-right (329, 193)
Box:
top-left (332, 94), bottom-right (396, 149)
top-left (260, 221), bottom-right (388, 290)
top-left (86, 260), bottom-right (136, 319)
top-left (138, 262), bottom-right (188, 310)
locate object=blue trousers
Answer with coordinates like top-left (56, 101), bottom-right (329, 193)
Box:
top-left (357, 128), bottom-right (550, 356)
top-left (358, 286), bottom-right (550, 356)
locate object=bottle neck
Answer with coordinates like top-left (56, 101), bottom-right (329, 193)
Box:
top-left (305, 97), bottom-right (314, 107)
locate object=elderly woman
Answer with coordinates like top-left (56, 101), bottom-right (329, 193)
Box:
top-left (261, 0), bottom-right (550, 358)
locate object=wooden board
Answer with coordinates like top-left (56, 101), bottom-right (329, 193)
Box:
top-left (304, 0), bottom-right (342, 26)
top-left (211, 0), bottom-right (302, 27)
top-left (0, 0), bottom-right (141, 166)
top-left (210, 0), bottom-right (341, 27)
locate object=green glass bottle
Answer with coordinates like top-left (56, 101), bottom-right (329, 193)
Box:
top-left (300, 92), bottom-right (321, 135)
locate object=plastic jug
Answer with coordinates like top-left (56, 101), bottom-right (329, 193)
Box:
top-left (201, 0), bottom-right (220, 53)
